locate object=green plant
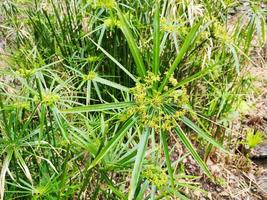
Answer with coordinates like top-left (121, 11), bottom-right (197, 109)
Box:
top-left (246, 129), bottom-right (264, 149)
top-left (0, 0), bottom-right (266, 199)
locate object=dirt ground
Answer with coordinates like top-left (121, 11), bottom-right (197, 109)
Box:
top-left (247, 48), bottom-right (267, 198)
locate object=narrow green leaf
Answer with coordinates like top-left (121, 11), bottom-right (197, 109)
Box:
top-left (0, 151), bottom-right (13, 200)
top-left (168, 188), bottom-right (190, 200)
top-left (153, 1), bottom-right (160, 75)
top-left (174, 125), bottom-right (212, 178)
top-left (62, 102), bottom-right (134, 113)
top-left (116, 148), bottom-right (137, 166)
top-left (244, 17), bottom-right (255, 54)
top-left (95, 77), bottom-right (130, 92)
top-left (101, 171), bottom-right (127, 199)
top-left (128, 128), bottom-right (150, 200)
top-left (89, 116), bottom-right (137, 169)
top-left (159, 20), bottom-right (203, 91)
top-left (232, 43), bottom-right (256, 66)
top-left (150, 185), bottom-right (156, 200)
top-left (136, 181), bottom-right (149, 200)
top-left (86, 80), bottom-right (91, 105)
top-left (163, 63), bottom-right (217, 96)
top-left (181, 117), bottom-right (227, 153)
top-left (160, 131), bottom-right (175, 188)
top-left (116, 6), bottom-right (146, 77)
top-left (14, 150), bottom-right (33, 184)
top-left (228, 45), bottom-right (240, 75)
top-left (52, 107), bottom-right (69, 142)
top-left (260, 16), bottom-right (266, 45)
top-left (89, 38), bottom-right (136, 81)
top-left (107, 184), bottom-right (127, 200)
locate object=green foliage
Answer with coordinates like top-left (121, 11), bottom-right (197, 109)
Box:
top-left (246, 129), bottom-right (264, 149)
top-left (142, 165), bottom-right (168, 188)
top-left (0, 0), bottom-right (266, 199)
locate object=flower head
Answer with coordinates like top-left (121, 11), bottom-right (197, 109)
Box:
top-left (42, 92), bottom-right (60, 106)
top-left (92, 0), bottom-right (116, 9)
top-left (127, 72), bottom-right (189, 132)
top-left (16, 68), bottom-right (36, 78)
top-left (143, 165), bottom-right (168, 188)
top-left (83, 71), bottom-right (97, 81)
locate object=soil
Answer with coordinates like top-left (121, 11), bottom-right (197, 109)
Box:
top-left (248, 62), bottom-right (267, 198)
top-left (185, 11), bottom-right (267, 198)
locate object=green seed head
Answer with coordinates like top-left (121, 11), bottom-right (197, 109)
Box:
top-left (83, 71), bottom-right (97, 81)
top-left (16, 68), bottom-right (36, 78)
top-left (129, 72), bottom-right (189, 132)
top-left (92, 0), bottom-right (116, 9)
top-left (143, 165), bottom-right (168, 188)
top-left (13, 101), bottom-right (30, 110)
top-left (87, 56), bottom-right (100, 63)
top-left (42, 92), bottom-right (60, 106)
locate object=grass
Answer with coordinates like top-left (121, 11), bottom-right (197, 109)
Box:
top-left (0, 0), bottom-right (266, 199)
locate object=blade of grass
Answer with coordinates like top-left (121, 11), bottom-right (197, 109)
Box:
top-left (136, 181), bottom-right (149, 200)
top-left (160, 131), bottom-right (175, 188)
top-left (128, 128), bottom-right (150, 200)
top-left (152, 1), bottom-right (160, 75)
top-left (95, 77), bottom-right (130, 92)
top-left (244, 17), bottom-right (255, 54)
top-left (159, 19), bottom-right (203, 91)
top-left (174, 124), bottom-right (212, 178)
top-left (116, 6), bottom-right (146, 77)
top-left (0, 151), bottom-right (13, 200)
top-left (61, 102), bottom-right (134, 113)
top-left (228, 45), bottom-right (240, 75)
top-left (52, 106), bottom-right (69, 142)
top-left (14, 150), bottom-right (33, 185)
top-left (89, 38), bottom-right (136, 81)
top-left (163, 63), bottom-right (218, 96)
top-left (88, 115), bottom-right (137, 169)
top-left (181, 116), bottom-right (227, 153)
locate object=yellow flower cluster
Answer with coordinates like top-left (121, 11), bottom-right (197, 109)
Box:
top-left (87, 56), bottom-right (100, 63)
top-left (16, 68), bottom-right (36, 78)
top-left (212, 20), bottom-right (231, 43)
top-left (160, 18), bottom-right (188, 35)
top-left (169, 75), bottom-right (178, 86)
top-left (91, 0), bottom-right (116, 9)
top-left (223, 0), bottom-right (235, 6)
top-left (103, 18), bottom-right (119, 28)
top-left (13, 101), bottom-right (30, 110)
top-left (160, 18), bottom-right (178, 33)
top-left (119, 72), bottom-right (189, 132)
top-left (41, 92), bottom-right (60, 106)
top-left (144, 71), bottom-right (160, 86)
top-left (142, 165), bottom-right (168, 188)
top-left (83, 71), bottom-right (97, 81)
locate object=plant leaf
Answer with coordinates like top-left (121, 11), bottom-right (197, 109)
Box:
top-left (174, 124), bottom-right (212, 178)
top-left (136, 181), bottom-right (149, 200)
top-left (116, 6), bottom-right (146, 77)
top-left (95, 77), bottom-right (130, 92)
top-left (89, 38), bottom-right (136, 81)
top-left (89, 115), bottom-right (137, 169)
top-left (228, 45), bottom-right (240, 75)
top-left (152, 1), bottom-right (160, 75)
top-left (128, 128), bottom-right (150, 200)
top-left (0, 151), bottom-right (13, 200)
top-left (181, 116), bottom-right (227, 153)
top-left (160, 131), bottom-right (175, 188)
top-left (62, 102), bottom-right (134, 113)
top-left (164, 63), bottom-right (218, 95)
top-left (14, 150), bottom-right (33, 184)
top-left (159, 20), bottom-right (203, 91)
